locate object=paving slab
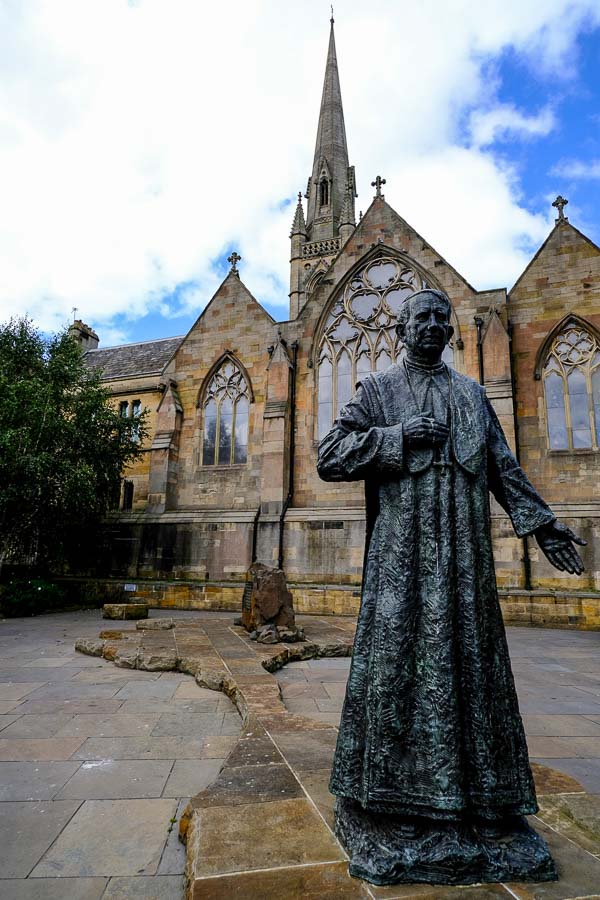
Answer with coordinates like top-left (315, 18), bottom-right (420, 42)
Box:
top-left (24, 683), bottom-right (126, 701)
top-left (103, 875), bottom-right (184, 899)
top-left (0, 683), bottom-right (46, 701)
top-left (31, 797), bottom-right (178, 877)
top-left (162, 759), bottom-right (225, 798)
top-left (0, 799), bottom-right (81, 877)
top-left (0, 713), bottom-right (24, 731)
top-left (532, 756), bottom-right (600, 793)
top-left (0, 876), bottom-right (108, 899)
top-left (55, 759), bottom-right (174, 800)
top-left (151, 712), bottom-right (226, 737)
top-left (70, 735), bottom-right (227, 760)
top-left (189, 861), bottom-right (370, 898)
top-left (0, 712), bottom-right (77, 739)
top-left (113, 681), bottom-right (182, 701)
top-left (55, 712), bottom-right (162, 738)
top-left (15, 698), bottom-right (124, 715)
top-left (0, 737), bottom-right (85, 761)
top-left (0, 760), bottom-right (82, 800)
top-left (157, 798), bottom-right (189, 875)
top-left (522, 715), bottom-right (600, 736)
top-left (368, 884), bottom-right (511, 898)
top-left (191, 798), bottom-right (344, 877)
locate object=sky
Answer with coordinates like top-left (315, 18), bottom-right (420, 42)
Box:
top-left (1, 0), bottom-right (600, 348)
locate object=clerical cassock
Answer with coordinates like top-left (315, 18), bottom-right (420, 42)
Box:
top-left (317, 357), bottom-right (558, 885)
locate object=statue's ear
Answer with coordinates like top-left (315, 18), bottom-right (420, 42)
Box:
top-left (447, 324), bottom-right (454, 341)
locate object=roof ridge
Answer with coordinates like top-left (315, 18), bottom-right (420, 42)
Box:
top-left (87, 334), bottom-right (184, 353)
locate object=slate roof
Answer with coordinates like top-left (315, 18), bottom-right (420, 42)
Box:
top-left (84, 336), bottom-right (183, 379)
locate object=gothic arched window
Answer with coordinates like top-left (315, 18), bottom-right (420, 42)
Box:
top-left (201, 358), bottom-right (250, 466)
top-left (317, 256), bottom-right (455, 439)
top-left (542, 323), bottom-right (600, 450)
top-left (319, 179), bottom-right (330, 207)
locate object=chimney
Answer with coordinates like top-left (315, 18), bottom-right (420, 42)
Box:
top-left (69, 319), bottom-right (99, 351)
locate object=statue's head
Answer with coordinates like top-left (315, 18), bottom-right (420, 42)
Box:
top-left (396, 289), bottom-right (454, 364)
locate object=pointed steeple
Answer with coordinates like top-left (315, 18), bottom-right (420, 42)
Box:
top-left (290, 192), bottom-right (307, 237)
top-left (305, 17), bottom-right (355, 242)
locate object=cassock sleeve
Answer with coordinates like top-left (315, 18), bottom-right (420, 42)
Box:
top-left (485, 396), bottom-right (556, 537)
top-left (317, 382), bottom-right (404, 482)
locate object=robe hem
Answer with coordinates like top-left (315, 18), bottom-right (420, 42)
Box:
top-left (330, 784), bottom-right (538, 820)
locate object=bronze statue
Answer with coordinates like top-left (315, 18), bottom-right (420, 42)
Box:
top-left (317, 289), bottom-right (585, 886)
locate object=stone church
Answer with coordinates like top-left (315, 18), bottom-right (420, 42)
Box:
top-left (74, 20), bottom-right (600, 626)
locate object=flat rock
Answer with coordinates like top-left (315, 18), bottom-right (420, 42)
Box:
top-left (102, 604), bottom-right (148, 621)
top-left (136, 618), bottom-right (174, 631)
top-left (75, 638), bottom-right (105, 657)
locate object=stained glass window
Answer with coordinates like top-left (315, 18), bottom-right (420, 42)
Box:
top-left (542, 324), bottom-right (600, 451)
top-left (201, 359), bottom-right (250, 466)
top-left (317, 256), bottom-right (455, 439)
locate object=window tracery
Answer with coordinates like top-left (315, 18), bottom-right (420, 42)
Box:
top-left (201, 359), bottom-right (250, 466)
top-left (317, 256), bottom-right (454, 439)
top-left (542, 323), bottom-right (600, 451)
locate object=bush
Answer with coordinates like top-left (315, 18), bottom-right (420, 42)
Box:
top-left (0, 578), bottom-right (65, 617)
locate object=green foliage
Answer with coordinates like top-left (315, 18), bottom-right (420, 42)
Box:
top-left (0, 317), bottom-right (148, 572)
top-left (0, 578), bottom-right (65, 617)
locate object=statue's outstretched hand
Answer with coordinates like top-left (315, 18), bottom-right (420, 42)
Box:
top-left (404, 415), bottom-right (449, 448)
top-left (534, 521), bottom-right (586, 575)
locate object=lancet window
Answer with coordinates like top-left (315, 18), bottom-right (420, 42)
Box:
top-left (542, 323), bottom-right (600, 451)
top-left (317, 257), bottom-right (454, 439)
top-left (201, 358), bottom-right (250, 466)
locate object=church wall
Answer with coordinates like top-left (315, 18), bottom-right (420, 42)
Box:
top-left (277, 198), bottom-right (519, 590)
top-left (509, 222), bottom-right (600, 592)
top-left (292, 197), bottom-right (487, 513)
top-left (164, 274), bottom-right (275, 514)
top-left (105, 378), bottom-right (164, 510)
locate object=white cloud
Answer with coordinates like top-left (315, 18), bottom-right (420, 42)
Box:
top-left (551, 159), bottom-right (600, 179)
top-left (0, 0), bottom-right (599, 340)
top-left (469, 104), bottom-right (556, 147)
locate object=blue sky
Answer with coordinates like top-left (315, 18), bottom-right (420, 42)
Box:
top-left (1, 1), bottom-right (600, 347)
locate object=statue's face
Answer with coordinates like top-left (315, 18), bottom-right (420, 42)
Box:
top-left (400, 294), bottom-right (453, 362)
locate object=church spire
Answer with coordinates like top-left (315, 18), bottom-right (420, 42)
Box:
top-left (305, 16), bottom-right (355, 242)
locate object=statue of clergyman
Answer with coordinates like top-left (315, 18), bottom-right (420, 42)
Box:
top-left (317, 288), bottom-right (585, 885)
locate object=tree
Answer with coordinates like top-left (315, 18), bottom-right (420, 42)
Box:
top-left (0, 317), bottom-right (147, 575)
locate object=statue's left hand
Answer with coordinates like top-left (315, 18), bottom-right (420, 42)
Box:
top-left (534, 520), bottom-right (586, 575)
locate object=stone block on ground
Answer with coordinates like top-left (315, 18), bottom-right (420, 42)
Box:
top-left (242, 564), bottom-right (306, 644)
top-left (102, 603), bottom-right (148, 621)
top-left (136, 618), bottom-right (174, 631)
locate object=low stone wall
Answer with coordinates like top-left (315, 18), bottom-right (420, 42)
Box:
top-left (499, 589), bottom-right (600, 629)
top-left (57, 577), bottom-right (600, 629)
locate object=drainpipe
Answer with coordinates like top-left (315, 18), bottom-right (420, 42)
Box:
top-left (474, 315), bottom-right (485, 385)
top-left (250, 505), bottom-right (261, 564)
top-left (506, 321), bottom-right (532, 591)
top-left (278, 341), bottom-right (298, 571)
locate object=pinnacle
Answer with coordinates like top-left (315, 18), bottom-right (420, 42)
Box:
top-left (290, 192), bottom-right (307, 237)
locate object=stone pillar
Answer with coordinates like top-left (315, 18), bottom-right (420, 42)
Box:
top-left (260, 333), bottom-right (293, 515)
top-left (147, 380), bottom-right (183, 513)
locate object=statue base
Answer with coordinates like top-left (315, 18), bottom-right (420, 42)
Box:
top-left (335, 799), bottom-right (558, 886)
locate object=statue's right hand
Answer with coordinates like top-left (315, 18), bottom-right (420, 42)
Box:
top-left (404, 415), bottom-right (449, 448)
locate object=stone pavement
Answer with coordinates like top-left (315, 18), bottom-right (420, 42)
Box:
top-left (0, 609), bottom-right (241, 900)
top-left (3, 612), bottom-right (600, 899)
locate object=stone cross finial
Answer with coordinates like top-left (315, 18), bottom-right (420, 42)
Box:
top-left (372, 175), bottom-right (386, 199)
top-left (228, 251), bottom-right (241, 274)
top-left (552, 195), bottom-right (568, 222)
